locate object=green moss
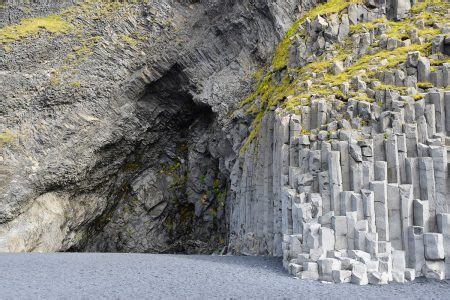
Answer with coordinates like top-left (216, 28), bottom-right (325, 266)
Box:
top-left (323, 43), bottom-right (431, 88)
top-left (430, 57), bottom-right (450, 66)
top-left (121, 34), bottom-right (138, 47)
top-left (70, 81), bottom-right (82, 88)
top-left (0, 132), bottom-right (15, 147)
top-left (0, 15), bottom-right (72, 44)
top-left (353, 94), bottom-right (374, 103)
top-left (413, 94), bottom-right (424, 100)
top-left (240, 111), bottom-right (264, 154)
top-left (301, 129), bottom-right (311, 135)
top-left (2, 45), bottom-right (12, 53)
top-left (350, 18), bottom-right (383, 33)
top-left (374, 84), bottom-right (407, 93)
top-left (418, 81), bottom-right (434, 89)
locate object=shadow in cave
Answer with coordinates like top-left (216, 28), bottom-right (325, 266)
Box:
top-left (71, 63), bottom-right (226, 254)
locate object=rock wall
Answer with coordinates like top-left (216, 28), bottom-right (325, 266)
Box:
top-left (231, 0), bottom-right (450, 284)
top-left (0, 0), bottom-right (304, 253)
top-left (1, 0), bottom-right (450, 286)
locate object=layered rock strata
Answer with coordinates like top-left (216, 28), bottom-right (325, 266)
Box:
top-left (0, 0), bottom-right (304, 252)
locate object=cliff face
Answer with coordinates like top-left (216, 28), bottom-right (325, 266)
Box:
top-left (0, 0), bottom-right (305, 252)
top-left (230, 0), bottom-right (450, 284)
top-left (2, 0), bottom-right (450, 285)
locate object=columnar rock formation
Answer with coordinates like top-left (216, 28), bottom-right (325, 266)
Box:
top-left (230, 0), bottom-right (450, 284)
top-left (1, 0), bottom-right (450, 286)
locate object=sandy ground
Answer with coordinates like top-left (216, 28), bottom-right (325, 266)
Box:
top-left (0, 253), bottom-right (449, 299)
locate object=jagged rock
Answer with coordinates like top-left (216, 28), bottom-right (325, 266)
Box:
top-left (348, 4), bottom-right (359, 25)
top-left (338, 14), bottom-right (350, 42)
top-left (387, 38), bottom-right (398, 50)
top-left (406, 51), bottom-right (420, 67)
top-left (332, 61), bottom-right (345, 75)
top-left (351, 263), bottom-right (368, 285)
top-left (368, 271), bottom-right (389, 285)
top-left (422, 261), bottom-right (445, 280)
top-left (318, 258), bottom-right (342, 281)
top-left (351, 76), bottom-right (367, 91)
top-left (405, 268), bottom-right (416, 281)
top-left (417, 57), bottom-right (431, 82)
top-left (1, 0), bottom-right (303, 254)
top-left (289, 263), bottom-right (303, 276)
top-left (301, 261), bottom-right (320, 278)
top-left (333, 270), bottom-right (352, 283)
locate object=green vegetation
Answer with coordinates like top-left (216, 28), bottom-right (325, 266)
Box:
top-left (418, 81), bottom-right (434, 89)
top-left (121, 34), bottom-right (139, 47)
top-left (238, 0), bottom-right (448, 154)
top-left (0, 132), bottom-right (15, 147)
top-left (70, 81), bottom-right (82, 88)
top-left (272, 0), bottom-right (362, 71)
top-left (0, 15), bottom-right (72, 44)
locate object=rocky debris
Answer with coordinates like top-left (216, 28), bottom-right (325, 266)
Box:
top-left (230, 0), bottom-right (450, 285)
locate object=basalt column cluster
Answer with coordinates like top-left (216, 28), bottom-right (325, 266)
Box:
top-left (230, 0), bottom-right (450, 285)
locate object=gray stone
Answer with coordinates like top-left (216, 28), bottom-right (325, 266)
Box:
top-left (368, 271), bottom-right (389, 285)
top-left (423, 233), bottom-right (445, 260)
top-left (408, 226), bottom-right (425, 274)
top-left (318, 258), bottom-right (341, 282)
top-left (422, 260), bottom-right (445, 280)
top-left (332, 269), bottom-right (352, 283)
top-left (413, 199), bottom-right (430, 231)
top-left (370, 181), bottom-right (389, 241)
top-left (351, 263), bottom-right (368, 285)
top-left (393, 0), bottom-right (411, 20)
top-left (417, 57), bottom-right (430, 82)
top-left (319, 227), bottom-right (335, 253)
top-left (361, 189), bottom-right (376, 232)
top-left (404, 268), bottom-right (416, 281)
top-left (332, 216), bottom-right (348, 250)
top-left (328, 151), bottom-right (343, 215)
top-left (300, 262), bottom-right (320, 280)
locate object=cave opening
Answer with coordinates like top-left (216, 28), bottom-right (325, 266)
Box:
top-left (74, 63), bottom-right (228, 254)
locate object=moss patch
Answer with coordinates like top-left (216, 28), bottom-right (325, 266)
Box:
top-left (0, 132), bottom-right (16, 147)
top-left (0, 15), bottom-right (72, 44)
top-left (121, 34), bottom-right (138, 47)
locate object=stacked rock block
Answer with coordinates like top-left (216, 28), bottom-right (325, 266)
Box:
top-left (230, 0), bottom-right (450, 285)
top-left (280, 87), bottom-right (450, 283)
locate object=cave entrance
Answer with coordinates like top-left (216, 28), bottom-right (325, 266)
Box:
top-left (76, 64), bottom-right (227, 254)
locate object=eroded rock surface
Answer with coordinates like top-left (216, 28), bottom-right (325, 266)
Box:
top-left (0, 0), bottom-right (304, 252)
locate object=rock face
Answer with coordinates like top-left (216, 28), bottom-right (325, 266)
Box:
top-left (231, 0), bottom-right (450, 285)
top-left (0, 0), bottom-right (305, 252)
top-left (1, 0), bottom-right (450, 286)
